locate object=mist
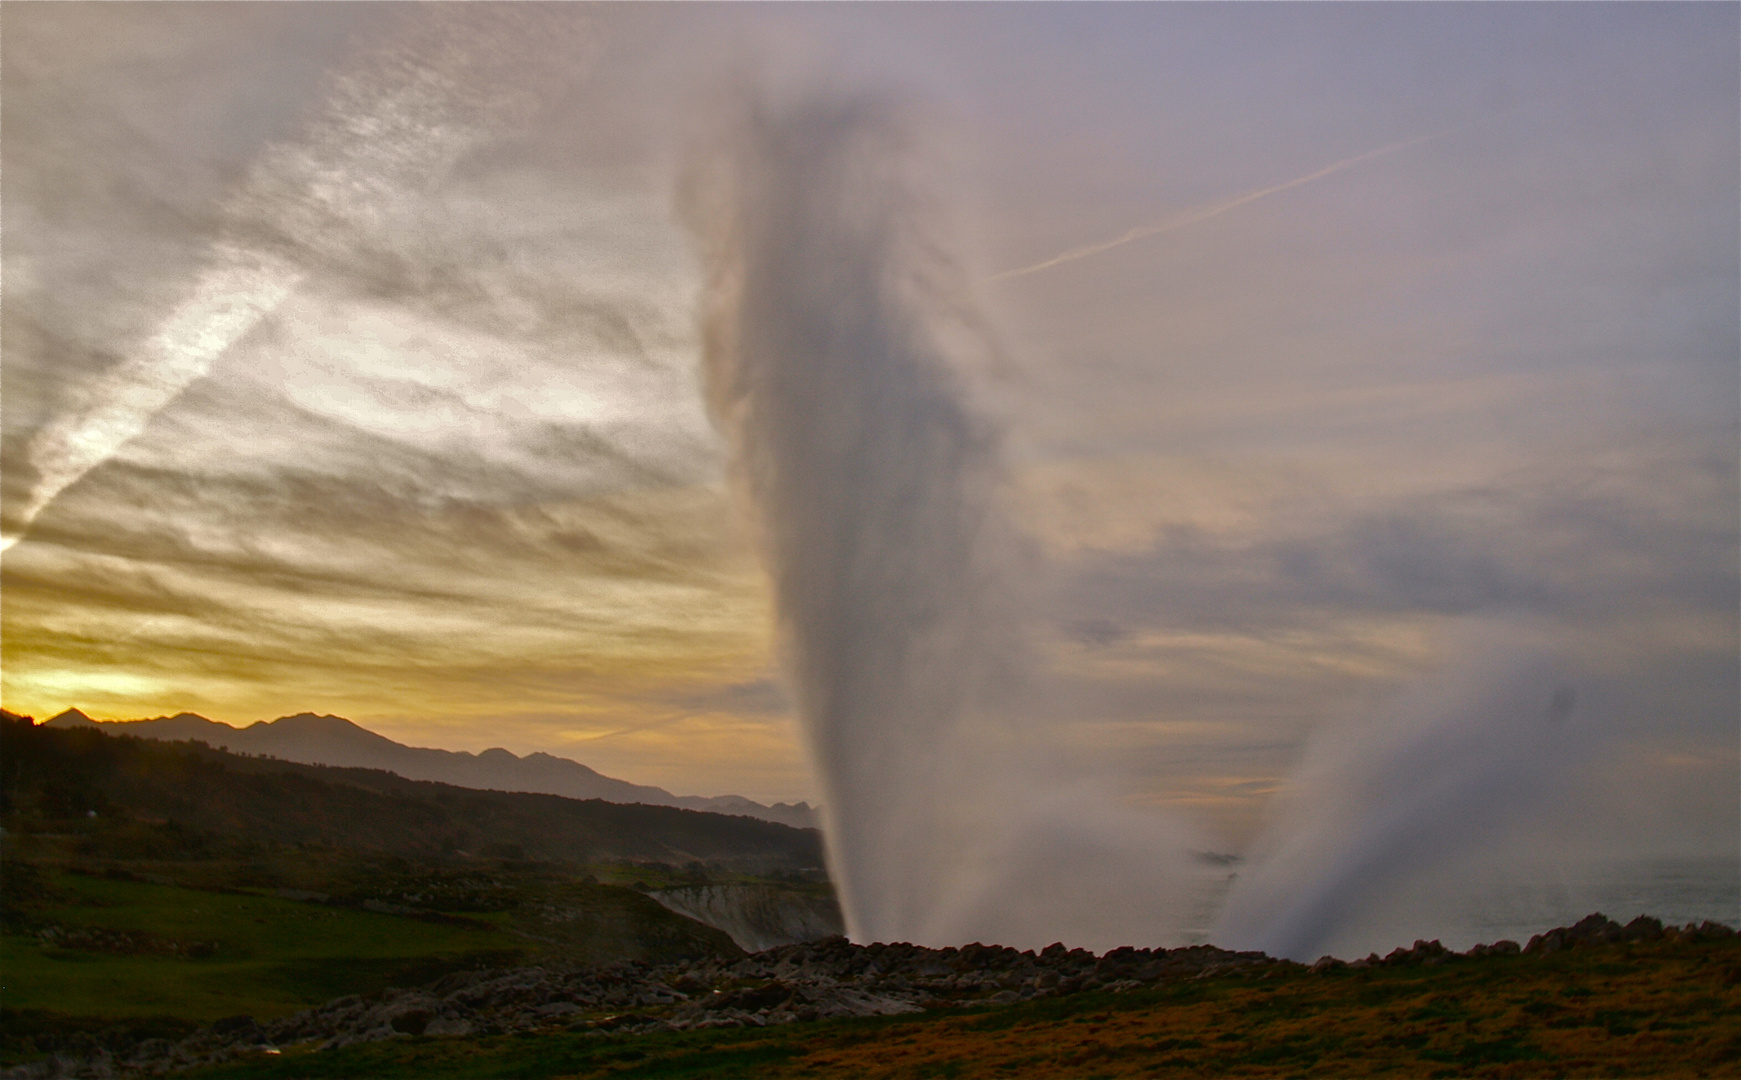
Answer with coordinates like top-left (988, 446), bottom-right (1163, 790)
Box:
top-left (683, 85), bottom-right (1210, 951)
top-left (676, 81), bottom-right (1661, 956)
top-left (1212, 623), bottom-right (1585, 960)
top-left (667, 24), bottom-right (1734, 947)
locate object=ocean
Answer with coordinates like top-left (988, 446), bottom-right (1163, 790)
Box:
top-left (1180, 854), bottom-right (1739, 958)
top-left (1440, 855), bottom-right (1741, 947)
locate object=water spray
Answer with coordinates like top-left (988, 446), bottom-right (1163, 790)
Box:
top-left (684, 85), bottom-right (1207, 950)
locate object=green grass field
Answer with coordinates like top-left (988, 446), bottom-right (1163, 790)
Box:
top-left (0, 836), bottom-right (744, 1068)
top-left (1, 867), bottom-right (530, 1023)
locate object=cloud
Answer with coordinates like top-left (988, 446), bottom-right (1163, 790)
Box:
top-left (1034, 439), bottom-right (1735, 630)
top-left (3, 2), bottom-right (1733, 842)
top-left (1012, 439), bottom-right (1736, 852)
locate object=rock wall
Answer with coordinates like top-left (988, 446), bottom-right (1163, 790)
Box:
top-left (647, 884), bottom-right (843, 952)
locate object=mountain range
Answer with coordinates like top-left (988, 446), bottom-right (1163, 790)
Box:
top-left (3, 709), bottom-right (825, 873)
top-left (44, 708), bottom-right (817, 829)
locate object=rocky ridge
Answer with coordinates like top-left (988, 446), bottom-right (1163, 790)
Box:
top-left (7, 913), bottom-right (1733, 1079)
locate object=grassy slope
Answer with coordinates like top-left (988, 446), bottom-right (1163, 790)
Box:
top-left (183, 936), bottom-right (1741, 1079)
top-left (1, 850), bottom-right (744, 1068)
top-left (1, 867), bottom-right (528, 1022)
top-left (1, 708), bottom-right (778, 1066)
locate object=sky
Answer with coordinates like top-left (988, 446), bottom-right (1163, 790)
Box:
top-left (2, 3), bottom-right (1735, 857)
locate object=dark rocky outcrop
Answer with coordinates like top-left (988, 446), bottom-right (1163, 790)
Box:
top-left (1522, 912), bottom-right (1732, 955)
top-left (6, 913), bottom-right (1732, 1079)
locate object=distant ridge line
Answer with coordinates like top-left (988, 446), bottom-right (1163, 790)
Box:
top-left (42, 708), bottom-right (818, 829)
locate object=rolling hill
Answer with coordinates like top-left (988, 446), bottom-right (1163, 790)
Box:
top-left (4, 710), bottom-right (824, 873)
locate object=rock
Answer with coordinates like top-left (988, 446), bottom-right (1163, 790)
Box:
top-left (12, 911), bottom-right (1735, 1079)
top-left (535, 1002), bottom-right (582, 1019)
top-left (1382, 939), bottom-right (1451, 967)
top-left (388, 1011), bottom-right (433, 1036)
top-left (1565, 914), bottom-right (1625, 945)
top-left (1622, 916), bottom-right (1664, 942)
top-left (647, 885), bottom-right (844, 952)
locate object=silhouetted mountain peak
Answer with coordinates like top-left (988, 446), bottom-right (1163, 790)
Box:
top-left (523, 751), bottom-right (607, 778)
top-left (254, 712), bottom-right (402, 747)
top-left (39, 706), bottom-right (819, 829)
top-left (118, 712), bottom-right (221, 727)
top-left (270, 712), bottom-right (368, 731)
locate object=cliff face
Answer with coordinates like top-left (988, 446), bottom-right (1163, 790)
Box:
top-left (649, 884), bottom-right (845, 952)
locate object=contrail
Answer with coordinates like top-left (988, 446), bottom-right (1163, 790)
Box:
top-left (987, 122), bottom-right (1475, 283)
top-left (2, 247), bottom-right (302, 554)
top-left (2, 8), bottom-right (590, 553)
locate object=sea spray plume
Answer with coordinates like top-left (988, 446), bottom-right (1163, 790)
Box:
top-left (919, 783), bottom-right (1214, 954)
top-left (2, 7), bottom-right (595, 552)
top-left (682, 89), bottom-right (1024, 943)
top-left (1213, 624), bottom-right (1580, 961)
top-left (682, 85), bottom-right (1206, 949)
